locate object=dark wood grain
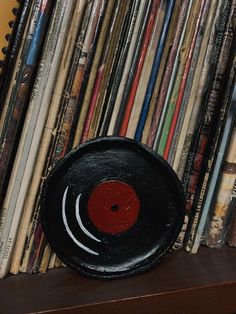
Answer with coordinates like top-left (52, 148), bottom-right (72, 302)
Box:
top-left (1, 246), bottom-right (236, 314)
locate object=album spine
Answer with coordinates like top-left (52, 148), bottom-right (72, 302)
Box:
top-left (206, 161), bottom-right (236, 248)
top-left (125, 0), bottom-right (167, 140)
top-left (164, 0), bottom-right (206, 161)
top-left (0, 0), bottom-right (75, 279)
top-left (147, 0), bottom-right (189, 149)
top-left (84, 0), bottom-right (133, 141)
top-left (157, 0), bottom-right (200, 158)
top-left (173, 0), bottom-right (220, 248)
top-left (70, 0), bottom-right (107, 145)
top-left (43, 0), bottom-right (90, 270)
top-left (184, 0), bottom-right (233, 252)
top-left (48, 253), bottom-right (57, 270)
top-left (105, 0), bottom-right (152, 137)
top-left (204, 73), bottom-right (236, 248)
top-left (24, 6), bottom-right (92, 273)
top-left (80, 0), bottom-right (132, 142)
top-left (0, 0), bottom-right (53, 209)
top-left (39, 243), bottom-right (51, 273)
top-left (173, 0), bottom-right (217, 176)
top-left (72, 0), bottom-right (117, 146)
top-left (51, 0), bottom-right (98, 159)
top-left (168, 0), bottom-right (210, 167)
top-left (227, 183), bottom-right (236, 247)
top-left (0, 0), bottom-right (52, 238)
top-left (180, 3), bottom-right (221, 193)
top-left (20, 1), bottom-right (92, 272)
top-left (191, 74), bottom-right (236, 253)
top-left (95, 0), bottom-right (141, 138)
top-left (119, 0), bottom-right (161, 138)
top-left (0, 0), bottom-right (30, 117)
top-left (101, 0), bottom-right (148, 137)
top-left (180, 0), bottom-right (226, 196)
top-left (24, 0), bottom-right (104, 273)
top-left (88, 0), bottom-right (135, 140)
top-left (133, 0), bottom-right (171, 143)
top-left (141, 0), bottom-right (181, 146)
top-left (11, 0), bottom-right (85, 276)
top-left (153, 0), bottom-right (194, 153)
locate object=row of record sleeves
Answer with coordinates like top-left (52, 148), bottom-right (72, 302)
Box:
top-left (0, 0), bottom-right (235, 278)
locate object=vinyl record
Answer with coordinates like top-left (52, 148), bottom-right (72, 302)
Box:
top-left (41, 137), bottom-right (185, 279)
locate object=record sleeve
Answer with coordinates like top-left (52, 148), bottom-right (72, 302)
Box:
top-left (227, 187), bottom-right (236, 247)
top-left (173, 0), bottom-right (221, 248)
top-left (152, 0), bottom-right (194, 152)
top-left (120, 0), bottom-right (163, 138)
top-left (10, 0), bottom-right (86, 276)
top-left (134, 0), bottom-right (175, 143)
top-left (66, 0), bottom-right (106, 146)
top-left (95, 0), bottom-right (141, 138)
top-left (173, 0), bottom-right (218, 176)
top-left (147, 0), bottom-right (190, 149)
top-left (80, 0), bottom-right (131, 142)
top-left (206, 146), bottom-right (236, 249)
top-left (21, 0), bottom-right (103, 274)
top-left (106, 0), bottom-right (152, 137)
top-left (101, 0), bottom-right (148, 137)
top-left (168, 0), bottom-right (211, 166)
top-left (203, 80), bottom-right (236, 249)
top-left (91, 0), bottom-right (137, 139)
top-left (157, 0), bottom-right (200, 157)
top-left (72, 0), bottom-right (116, 146)
top-left (0, 0), bottom-right (75, 279)
top-left (21, 1), bottom-right (94, 274)
top-left (183, 0), bottom-right (233, 252)
top-left (141, 0), bottom-right (181, 145)
top-left (163, 0), bottom-right (206, 161)
top-left (0, 0), bottom-right (53, 208)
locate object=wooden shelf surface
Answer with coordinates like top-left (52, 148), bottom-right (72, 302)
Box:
top-left (1, 246), bottom-right (236, 314)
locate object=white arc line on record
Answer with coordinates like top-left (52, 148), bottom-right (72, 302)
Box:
top-left (75, 194), bottom-right (101, 242)
top-left (62, 186), bottom-right (99, 256)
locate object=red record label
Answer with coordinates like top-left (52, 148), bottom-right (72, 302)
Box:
top-left (87, 180), bottom-right (140, 234)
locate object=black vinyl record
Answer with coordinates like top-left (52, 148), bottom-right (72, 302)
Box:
top-left (41, 137), bottom-right (185, 279)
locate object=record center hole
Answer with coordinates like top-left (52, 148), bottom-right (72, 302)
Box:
top-left (111, 204), bottom-right (119, 212)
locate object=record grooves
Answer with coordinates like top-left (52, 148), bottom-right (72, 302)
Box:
top-left (41, 137), bottom-right (185, 279)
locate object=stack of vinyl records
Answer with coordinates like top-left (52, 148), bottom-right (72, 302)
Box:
top-left (0, 0), bottom-right (235, 278)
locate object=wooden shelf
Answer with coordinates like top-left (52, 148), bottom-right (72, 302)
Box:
top-left (1, 246), bottom-right (236, 314)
